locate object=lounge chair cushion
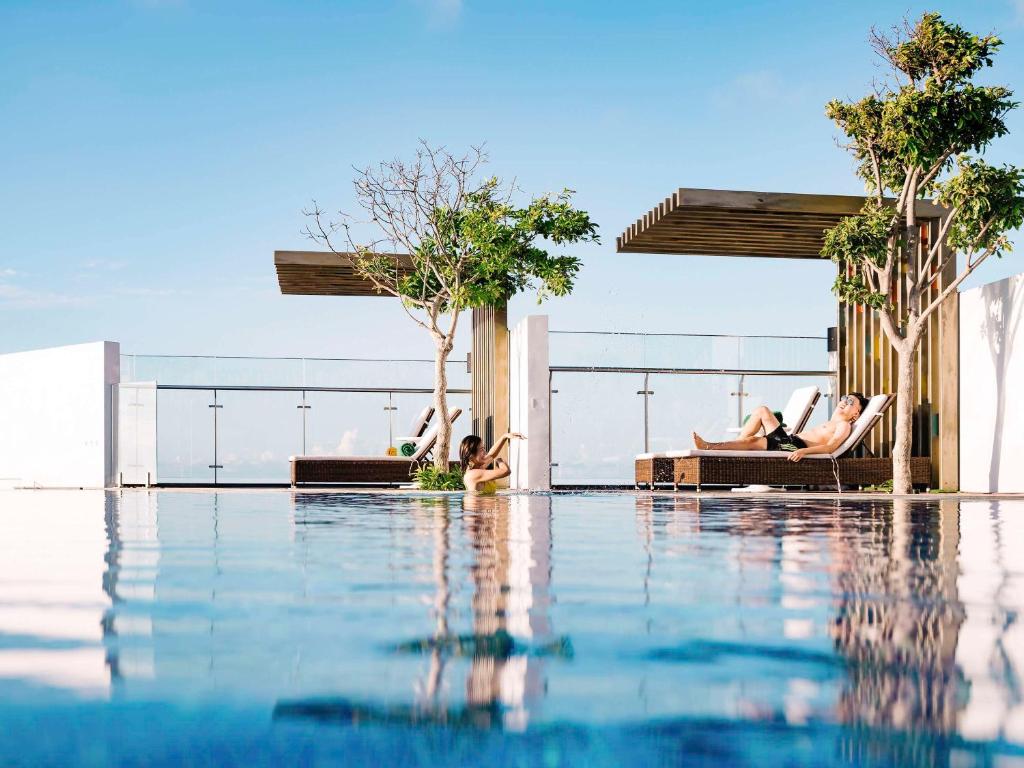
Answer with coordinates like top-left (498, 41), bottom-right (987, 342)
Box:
top-left (780, 385), bottom-right (820, 435)
top-left (289, 455), bottom-right (413, 462)
top-left (636, 394), bottom-right (891, 461)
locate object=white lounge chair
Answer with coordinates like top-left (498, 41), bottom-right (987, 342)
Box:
top-left (394, 405), bottom-right (435, 456)
top-left (636, 394), bottom-right (931, 490)
top-left (725, 384), bottom-right (821, 436)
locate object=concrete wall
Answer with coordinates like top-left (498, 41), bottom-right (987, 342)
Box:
top-left (509, 315), bottom-right (550, 490)
top-left (960, 273), bottom-right (1024, 493)
top-left (0, 341), bottom-right (120, 489)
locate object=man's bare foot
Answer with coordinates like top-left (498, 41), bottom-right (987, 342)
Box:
top-left (692, 432), bottom-right (710, 450)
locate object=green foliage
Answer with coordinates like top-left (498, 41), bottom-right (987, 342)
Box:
top-left (821, 200), bottom-right (892, 308)
top-left (822, 12), bottom-right (1023, 316)
top-left (413, 464), bottom-right (465, 491)
top-left (937, 157), bottom-right (1024, 256)
top-left (887, 13), bottom-right (1001, 87)
top-left (863, 479), bottom-right (894, 493)
top-left (356, 178), bottom-right (598, 313)
top-left (825, 14), bottom-right (1014, 197)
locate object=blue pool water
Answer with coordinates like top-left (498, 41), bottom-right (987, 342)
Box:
top-left (1, 490), bottom-right (1023, 767)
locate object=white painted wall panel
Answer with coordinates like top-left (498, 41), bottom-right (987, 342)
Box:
top-left (118, 382), bottom-right (157, 486)
top-left (0, 341), bottom-right (119, 488)
top-left (509, 316), bottom-right (550, 491)
top-left (960, 274), bottom-right (1024, 493)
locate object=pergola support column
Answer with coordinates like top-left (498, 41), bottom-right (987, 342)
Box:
top-left (471, 303), bottom-right (510, 481)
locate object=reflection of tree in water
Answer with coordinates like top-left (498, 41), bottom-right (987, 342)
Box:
top-left (276, 494), bottom-right (565, 731)
top-left (829, 499), bottom-right (967, 764)
top-left (634, 496), bottom-right (981, 766)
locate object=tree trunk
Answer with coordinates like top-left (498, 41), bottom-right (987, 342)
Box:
top-left (432, 340), bottom-right (453, 472)
top-left (891, 346), bottom-right (916, 495)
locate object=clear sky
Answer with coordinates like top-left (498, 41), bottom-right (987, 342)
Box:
top-left (2, 0), bottom-right (1022, 361)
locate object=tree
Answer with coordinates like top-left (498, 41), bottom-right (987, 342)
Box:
top-left (822, 13), bottom-right (1024, 493)
top-left (305, 143), bottom-right (598, 471)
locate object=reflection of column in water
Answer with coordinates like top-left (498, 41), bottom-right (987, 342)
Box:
top-left (954, 500), bottom-right (1024, 745)
top-left (463, 494), bottom-right (552, 727)
top-left (104, 491), bottom-right (160, 685)
top-left (829, 499), bottom-right (966, 759)
top-left (634, 496), bottom-right (702, 546)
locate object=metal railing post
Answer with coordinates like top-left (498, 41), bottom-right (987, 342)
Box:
top-left (735, 373), bottom-right (746, 428)
top-left (297, 390), bottom-right (310, 454)
top-left (637, 372), bottom-right (653, 453)
top-left (548, 370), bottom-right (558, 474)
top-left (384, 391), bottom-right (397, 450)
top-left (208, 389), bottom-right (223, 484)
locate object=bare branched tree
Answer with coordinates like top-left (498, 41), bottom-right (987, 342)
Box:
top-left (304, 142), bottom-right (597, 474)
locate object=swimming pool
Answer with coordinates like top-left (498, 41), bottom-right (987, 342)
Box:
top-left (1, 490), bottom-right (1022, 766)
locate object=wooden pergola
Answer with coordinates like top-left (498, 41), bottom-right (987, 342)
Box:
top-left (617, 188), bottom-right (958, 489)
top-left (274, 250), bottom-right (509, 454)
top-left (275, 250), bottom-right (414, 296)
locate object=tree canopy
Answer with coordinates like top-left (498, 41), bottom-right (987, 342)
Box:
top-left (823, 12), bottom-right (1024, 326)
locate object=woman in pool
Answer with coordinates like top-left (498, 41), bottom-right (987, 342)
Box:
top-left (460, 432), bottom-right (526, 494)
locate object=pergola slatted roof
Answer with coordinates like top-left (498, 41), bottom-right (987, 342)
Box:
top-left (275, 250), bottom-right (413, 297)
top-left (616, 188), bottom-right (945, 259)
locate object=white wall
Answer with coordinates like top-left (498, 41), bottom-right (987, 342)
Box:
top-left (960, 273), bottom-right (1024, 493)
top-left (0, 341), bottom-right (119, 488)
top-left (509, 315), bottom-right (550, 490)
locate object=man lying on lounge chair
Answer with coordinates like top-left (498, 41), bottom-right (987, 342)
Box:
top-left (692, 393), bottom-right (869, 462)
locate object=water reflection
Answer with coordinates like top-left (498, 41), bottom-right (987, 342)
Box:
top-left (634, 494), bottom-right (1024, 753)
top-left (276, 493), bottom-right (561, 731)
top-left (1, 489), bottom-right (1023, 765)
top-left (0, 490), bottom-right (112, 695)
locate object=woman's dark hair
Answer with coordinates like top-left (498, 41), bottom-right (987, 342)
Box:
top-left (460, 435), bottom-right (483, 472)
top-left (849, 392), bottom-right (870, 413)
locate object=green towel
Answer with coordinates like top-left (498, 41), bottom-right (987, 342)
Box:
top-left (743, 410), bottom-right (785, 428)
top-left (400, 442), bottom-right (417, 457)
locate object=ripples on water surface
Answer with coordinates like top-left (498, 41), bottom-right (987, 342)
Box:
top-left (1, 490), bottom-right (1023, 767)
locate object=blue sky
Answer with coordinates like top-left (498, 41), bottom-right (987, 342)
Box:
top-left (1, 0), bottom-right (1022, 360)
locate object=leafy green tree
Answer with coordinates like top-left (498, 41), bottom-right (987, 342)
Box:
top-left (823, 13), bottom-right (1024, 493)
top-left (306, 143), bottom-right (598, 470)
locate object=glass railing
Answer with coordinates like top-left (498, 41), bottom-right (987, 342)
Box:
top-left (120, 353), bottom-right (471, 390)
top-left (119, 384), bottom-right (471, 485)
top-left (550, 330), bottom-right (827, 372)
top-left (118, 354), bottom-right (472, 485)
top-left (548, 331), bottom-right (835, 486)
top-left (119, 336), bottom-right (833, 487)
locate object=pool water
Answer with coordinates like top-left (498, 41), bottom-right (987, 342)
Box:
top-left (1, 490), bottom-right (1023, 767)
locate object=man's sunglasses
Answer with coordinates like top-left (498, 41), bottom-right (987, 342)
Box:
top-left (839, 396), bottom-right (860, 409)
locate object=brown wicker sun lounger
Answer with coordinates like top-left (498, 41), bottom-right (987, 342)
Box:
top-left (636, 394), bottom-right (930, 491)
top-left (290, 408), bottom-right (462, 487)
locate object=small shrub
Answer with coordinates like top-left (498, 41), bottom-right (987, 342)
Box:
top-left (413, 465), bottom-right (465, 491)
top-left (863, 479), bottom-right (894, 493)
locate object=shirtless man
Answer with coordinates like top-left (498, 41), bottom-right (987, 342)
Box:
top-left (692, 393), bottom-right (869, 462)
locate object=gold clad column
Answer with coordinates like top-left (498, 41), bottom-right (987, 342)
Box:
top-left (937, 240), bottom-right (959, 490)
top-left (471, 303), bottom-right (510, 486)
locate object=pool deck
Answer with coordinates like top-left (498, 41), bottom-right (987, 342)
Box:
top-left (8, 486), bottom-right (1021, 501)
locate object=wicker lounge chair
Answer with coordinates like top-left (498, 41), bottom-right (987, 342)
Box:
top-left (725, 385), bottom-right (820, 436)
top-left (290, 408), bottom-right (462, 486)
top-left (636, 394), bottom-right (930, 491)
